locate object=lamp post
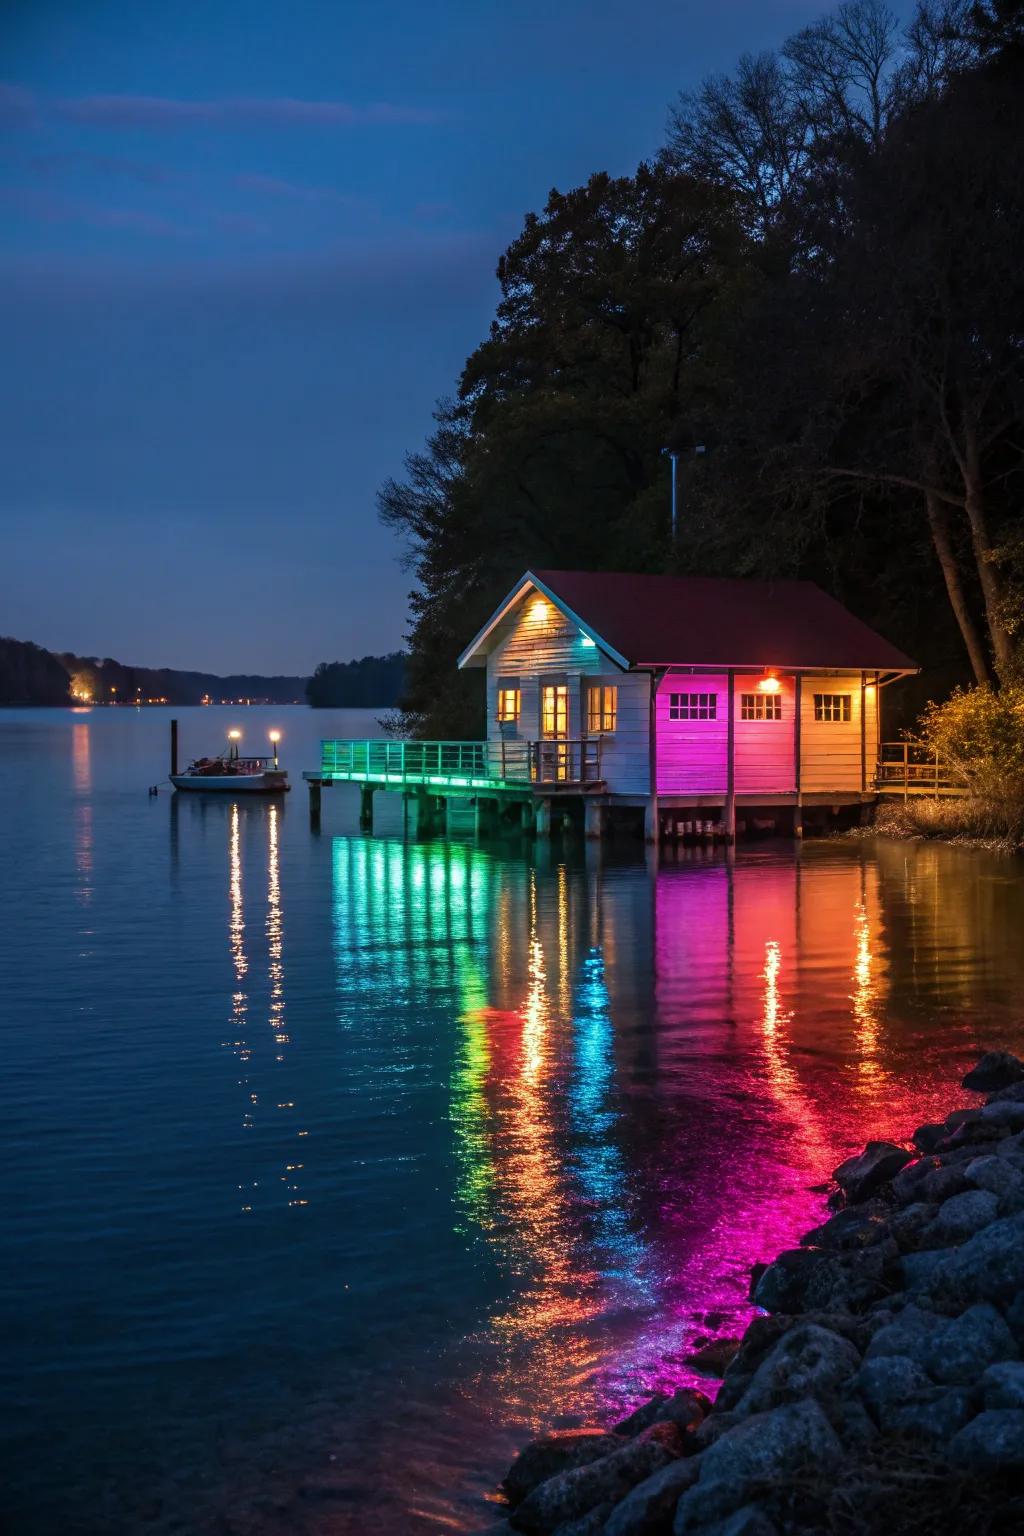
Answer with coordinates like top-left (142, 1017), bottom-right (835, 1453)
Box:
top-left (661, 444), bottom-right (706, 542)
top-left (268, 730), bottom-right (281, 770)
top-left (227, 728), bottom-right (242, 762)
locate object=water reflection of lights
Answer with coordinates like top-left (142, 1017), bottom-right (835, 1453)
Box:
top-left (267, 805), bottom-right (287, 1058)
top-left (851, 898), bottom-right (887, 1090)
top-left (72, 723), bottom-right (94, 906)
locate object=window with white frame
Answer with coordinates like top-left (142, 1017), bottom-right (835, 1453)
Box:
top-left (741, 693), bottom-right (782, 721)
top-left (814, 693), bottom-right (852, 722)
top-left (669, 692), bottom-right (717, 720)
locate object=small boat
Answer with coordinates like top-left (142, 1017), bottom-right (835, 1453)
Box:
top-left (170, 729), bottom-right (290, 794)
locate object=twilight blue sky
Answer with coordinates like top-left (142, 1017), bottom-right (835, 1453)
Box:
top-left (3, 0), bottom-right (837, 673)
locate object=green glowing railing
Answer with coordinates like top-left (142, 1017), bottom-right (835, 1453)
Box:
top-left (319, 739), bottom-right (603, 788)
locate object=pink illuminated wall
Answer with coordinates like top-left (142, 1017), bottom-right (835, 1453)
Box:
top-left (655, 672), bottom-right (797, 796)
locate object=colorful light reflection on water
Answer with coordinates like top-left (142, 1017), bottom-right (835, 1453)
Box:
top-left (4, 708), bottom-right (1024, 1536)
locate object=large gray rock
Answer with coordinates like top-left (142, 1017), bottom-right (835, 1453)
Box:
top-left (928, 1188), bottom-right (1000, 1244)
top-left (603, 1457), bottom-right (700, 1536)
top-left (551, 1507), bottom-right (614, 1536)
top-left (833, 1140), bottom-right (913, 1204)
top-left (512, 1424), bottom-right (683, 1534)
top-left (799, 1206), bottom-right (890, 1252)
top-left (963, 1154), bottom-right (1024, 1201)
top-left (733, 1323), bottom-right (860, 1417)
top-left (504, 1429), bottom-right (624, 1506)
top-left (865, 1303), bottom-right (939, 1364)
top-left (987, 1081), bottom-right (1024, 1105)
top-left (672, 1402), bottom-right (842, 1531)
top-left (684, 1338), bottom-right (743, 1379)
top-left (983, 1361), bottom-right (1024, 1410)
top-left (962, 1051), bottom-right (1024, 1092)
top-left (752, 1244), bottom-right (892, 1315)
top-left (899, 1248), bottom-right (955, 1294)
top-left (948, 1409), bottom-right (1024, 1468)
top-left (924, 1303), bottom-right (1019, 1386)
top-left (980, 1100), bottom-right (1024, 1133)
top-left (887, 1201), bottom-right (939, 1252)
top-left (888, 1386), bottom-right (977, 1444)
top-left (927, 1211), bottom-right (1024, 1309)
top-left (855, 1354), bottom-right (933, 1424)
top-left (613, 1389), bottom-right (708, 1438)
top-left (912, 1123), bottom-right (946, 1154)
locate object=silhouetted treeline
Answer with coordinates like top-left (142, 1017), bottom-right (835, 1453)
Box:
top-left (306, 653), bottom-right (406, 708)
top-left (0, 637), bottom-right (73, 705)
top-left (0, 638), bottom-right (405, 707)
top-left (380, 0), bottom-right (1024, 736)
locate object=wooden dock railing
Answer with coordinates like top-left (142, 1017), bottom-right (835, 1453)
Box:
top-left (319, 738), bottom-right (604, 789)
top-left (874, 742), bottom-right (967, 798)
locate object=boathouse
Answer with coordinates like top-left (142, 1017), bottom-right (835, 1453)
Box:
top-left (308, 569), bottom-right (918, 841)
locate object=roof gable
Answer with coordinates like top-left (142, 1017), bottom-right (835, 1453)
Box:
top-left (459, 569), bottom-right (917, 673)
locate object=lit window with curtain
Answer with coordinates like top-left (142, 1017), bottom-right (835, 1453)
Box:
top-left (496, 685), bottom-right (521, 724)
top-left (587, 684), bottom-right (617, 733)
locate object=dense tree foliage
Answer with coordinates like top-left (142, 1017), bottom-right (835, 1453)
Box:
top-left (0, 637), bottom-right (72, 706)
top-left (381, 0), bottom-right (1024, 737)
top-left (306, 653), bottom-right (406, 708)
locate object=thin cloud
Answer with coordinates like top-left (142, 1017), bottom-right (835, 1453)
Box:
top-left (0, 82), bottom-right (36, 129)
top-left (51, 93), bottom-right (442, 130)
top-left (30, 151), bottom-right (177, 187)
top-left (235, 173), bottom-right (365, 208)
top-left (0, 185), bottom-right (187, 237)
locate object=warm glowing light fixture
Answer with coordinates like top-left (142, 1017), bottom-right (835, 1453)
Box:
top-left (528, 596), bottom-right (548, 623)
top-left (758, 671), bottom-right (781, 694)
top-left (228, 729), bottom-right (242, 739)
top-left (268, 729), bottom-right (281, 767)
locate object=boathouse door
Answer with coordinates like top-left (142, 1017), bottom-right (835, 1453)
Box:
top-left (539, 682), bottom-right (569, 781)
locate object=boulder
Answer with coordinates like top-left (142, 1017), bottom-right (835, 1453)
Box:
top-left (684, 1338), bottom-right (743, 1379)
top-left (886, 1201), bottom-right (939, 1252)
top-left (504, 1429), bottom-right (624, 1507)
top-left (962, 1051), bottom-right (1024, 1092)
top-left (855, 1355), bottom-right (934, 1426)
top-left (833, 1141), bottom-right (913, 1204)
top-left (749, 1250), bottom-right (826, 1312)
top-left (914, 1162), bottom-right (970, 1203)
top-left (987, 1081), bottom-right (1024, 1106)
top-left (912, 1123), bottom-right (946, 1154)
top-left (982, 1361), bottom-right (1024, 1410)
top-left (799, 1206), bottom-right (890, 1252)
top-left (752, 1245), bottom-right (891, 1316)
top-left (899, 1248), bottom-right (955, 1294)
top-left (551, 1508), bottom-right (614, 1536)
top-left (512, 1424), bottom-right (684, 1534)
top-left (963, 1154), bottom-right (1024, 1201)
top-left (888, 1386), bottom-right (977, 1443)
top-left (927, 1211), bottom-right (1024, 1309)
top-left (732, 1323), bottom-right (860, 1417)
top-left (948, 1409), bottom-right (1024, 1469)
top-left (865, 1303), bottom-right (939, 1364)
top-left (673, 1402), bottom-right (842, 1530)
top-left (603, 1458), bottom-right (700, 1536)
top-left (925, 1303), bottom-right (1019, 1386)
top-left (613, 1390), bottom-right (708, 1438)
top-left (980, 1100), bottom-right (1024, 1132)
top-left (927, 1188), bottom-right (1000, 1244)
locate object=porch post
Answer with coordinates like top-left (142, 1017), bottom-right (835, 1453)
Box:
top-left (723, 668), bottom-right (736, 843)
top-left (643, 796), bottom-right (659, 845)
top-left (584, 799), bottom-right (605, 840)
top-left (793, 673), bottom-right (803, 839)
top-left (359, 784), bottom-right (374, 831)
top-left (535, 798), bottom-right (553, 838)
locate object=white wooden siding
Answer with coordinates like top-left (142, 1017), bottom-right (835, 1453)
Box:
top-left (485, 594), bottom-right (650, 794)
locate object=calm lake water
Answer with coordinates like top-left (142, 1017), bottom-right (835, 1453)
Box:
top-left (3, 705), bottom-right (1024, 1536)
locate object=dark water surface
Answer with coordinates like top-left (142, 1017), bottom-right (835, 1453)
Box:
top-left (3, 707), bottom-right (1024, 1536)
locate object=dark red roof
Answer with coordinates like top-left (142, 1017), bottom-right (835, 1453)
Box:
top-left (530, 569), bottom-right (917, 671)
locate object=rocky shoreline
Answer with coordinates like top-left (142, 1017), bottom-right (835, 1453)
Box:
top-left (488, 1052), bottom-right (1024, 1536)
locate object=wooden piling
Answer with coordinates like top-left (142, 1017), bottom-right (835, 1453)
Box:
top-left (359, 784), bottom-right (374, 831)
top-left (308, 778), bottom-right (322, 830)
top-left (170, 718), bottom-right (179, 777)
